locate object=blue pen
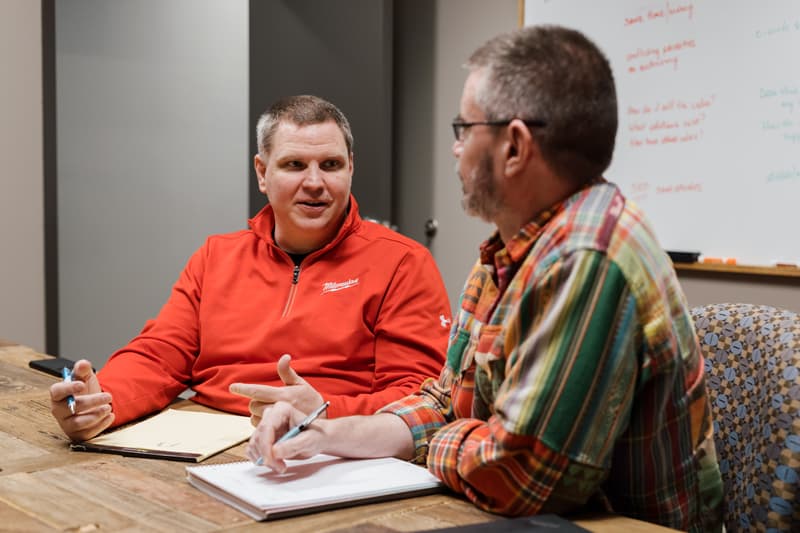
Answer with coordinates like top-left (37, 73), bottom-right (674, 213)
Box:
top-left (255, 401), bottom-right (330, 466)
top-left (62, 366), bottom-right (76, 415)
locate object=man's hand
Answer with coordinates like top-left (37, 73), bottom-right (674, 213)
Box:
top-left (229, 354), bottom-right (325, 426)
top-left (247, 404), bottom-right (417, 473)
top-left (49, 359), bottom-right (114, 442)
top-left (246, 401), bottom-right (327, 473)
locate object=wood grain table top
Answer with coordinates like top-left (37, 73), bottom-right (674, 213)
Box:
top-left (0, 343), bottom-right (677, 532)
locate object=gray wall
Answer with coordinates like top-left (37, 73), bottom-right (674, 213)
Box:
top-left (56, 0), bottom-right (249, 367)
top-left (393, 0), bottom-right (435, 243)
top-left (0, 0), bottom-right (45, 351)
top-left (396, 0), bottom-right (516, 311)
top-left (248, 0), bottom-right (393, 222)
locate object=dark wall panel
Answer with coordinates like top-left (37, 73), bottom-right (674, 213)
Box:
top-left (249, 0), bottom-right (393, 222)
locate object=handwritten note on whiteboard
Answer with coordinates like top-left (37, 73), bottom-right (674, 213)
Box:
top-left (524, 0), bottom-right (800, 266)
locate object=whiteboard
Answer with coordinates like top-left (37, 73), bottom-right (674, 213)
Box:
top-left (524, 0), bottom-right (800, 267)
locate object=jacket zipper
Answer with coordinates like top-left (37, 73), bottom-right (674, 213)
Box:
top-left (281, 264), bottom-right (301, 317)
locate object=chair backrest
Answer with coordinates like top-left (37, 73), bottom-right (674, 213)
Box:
top-left (692, 303), bottom-right (800, 532)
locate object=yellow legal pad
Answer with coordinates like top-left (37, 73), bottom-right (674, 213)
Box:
top-left (70, 408), bottom-right (254, 462)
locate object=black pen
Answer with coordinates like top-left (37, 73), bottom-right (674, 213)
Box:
top-left (255, 401), bottom-right (330, 465)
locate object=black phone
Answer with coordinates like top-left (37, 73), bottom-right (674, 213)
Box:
top-left (28, 357), bottom-right (80, 377)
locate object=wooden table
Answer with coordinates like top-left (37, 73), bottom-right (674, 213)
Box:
top-left (0, 342), bottom-right (677, 532)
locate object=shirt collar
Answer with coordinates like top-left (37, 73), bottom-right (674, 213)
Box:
top-left (479, 201), bottom-right (563, 272)
top-left (479, 177), bottom-right (606, 270)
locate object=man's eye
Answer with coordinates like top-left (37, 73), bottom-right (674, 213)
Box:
top-left (321, 160), bottom-right (342, 170)
top-left (285, 161), bottom-right (304, 169)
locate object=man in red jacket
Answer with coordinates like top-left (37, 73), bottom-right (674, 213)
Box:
top-left (49, 95), bottom-right (451, 441)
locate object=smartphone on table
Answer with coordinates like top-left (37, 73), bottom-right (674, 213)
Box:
top-left (28, 357), bottom-right (85, 377)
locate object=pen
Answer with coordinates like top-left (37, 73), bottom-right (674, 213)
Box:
top-left (255, 400), bottom-right (330, 465)
top-left (62, 366), bottom-right (76, 415)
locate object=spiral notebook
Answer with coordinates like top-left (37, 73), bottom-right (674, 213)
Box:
top-left (185, 454), bottom-right (444, 520)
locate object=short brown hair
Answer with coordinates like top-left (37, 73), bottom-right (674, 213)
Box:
top-left (256, 95), bottom-right (354, 156)
top-left (467, 25), bottom-right (617, 184)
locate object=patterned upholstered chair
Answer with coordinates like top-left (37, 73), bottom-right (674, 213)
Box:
top-left (692, 303), bottom-right (800, 531)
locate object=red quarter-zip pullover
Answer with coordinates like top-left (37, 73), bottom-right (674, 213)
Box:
top-left (98, 196), bottom-right (451, 425)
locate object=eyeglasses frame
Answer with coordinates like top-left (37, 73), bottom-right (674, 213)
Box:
top-left (451, 118), bottom-right (547, 141)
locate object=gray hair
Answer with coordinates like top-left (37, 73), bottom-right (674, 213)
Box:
top-left (256, 95), bottom-right (354, 156)
top-left (467, 25), bottom-right (618, 184)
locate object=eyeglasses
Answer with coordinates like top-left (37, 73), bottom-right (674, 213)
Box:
top-left (451, 118), bottom-right (547, 141)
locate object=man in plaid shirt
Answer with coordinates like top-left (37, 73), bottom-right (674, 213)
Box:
top-left (247, 25), bottom-right (723, 532)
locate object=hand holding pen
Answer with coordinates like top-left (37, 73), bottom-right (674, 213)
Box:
top-left (250, 401), bottom-right (330, 470)
top-left (275, 400), bottom-right (330, 444)
top-left (48, 359), bottom-right (115, 442)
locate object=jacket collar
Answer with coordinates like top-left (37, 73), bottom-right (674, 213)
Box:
top-left (248, 194), bottom-right (361, 256)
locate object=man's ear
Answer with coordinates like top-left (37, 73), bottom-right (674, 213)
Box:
top-left (254, 154), bottom-right (268, 194)
top-left (503, 119), bottom-right (536, 177)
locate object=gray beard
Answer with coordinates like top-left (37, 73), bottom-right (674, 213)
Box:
top-left (459, 154), bottom-right (502, 222)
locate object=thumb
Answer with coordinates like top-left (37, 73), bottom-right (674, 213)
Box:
top-left (73, 359), bottom-right (102, 394)
top-left (277, 353), bottom-right (304, 386)
top-left (71, 359), bottom-right (94, 380)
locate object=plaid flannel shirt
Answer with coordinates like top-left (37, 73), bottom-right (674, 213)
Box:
top-left (380, 180), bottom-right (722, 532)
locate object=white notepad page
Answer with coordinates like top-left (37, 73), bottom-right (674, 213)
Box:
top-left (186, 454), bottom-right (444, 520)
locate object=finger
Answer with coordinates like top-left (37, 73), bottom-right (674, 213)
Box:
top-left (248, 401), bottom-right (272, 426)
top-left (51, 390), bottom-right (112, 418)
top-left (273, 434), bottom-right (311, 461)
top-left (229, 383), bottom-right (284, 402)
top-left (61, 405), bottom-right (115, 441)
top-left (71, 359), bottom-right (103, 395)
top-left (72, 392), bottom-right (113, 414)
top-left (276, 354), bottom-right (305, 386)
top-left (245, 441), bottom-right (260, 463)
top-left (71, 359), bottom-right (95, 381)
top-left (50, 380), bottom-right (81, 403)
top-left (65, 403), bottom-right (112, 430)
top-left (272, 421), bottom-right (324, 461)
top-left (249, 422), bottom-right (285, 471)
top-left (248, 400), bottom-right (268, 417)
top-left (72, 411), bottom-right (114, 442)
top-left (250, 402), bottom-right (299, 471)
top-left (248, 400), bottom-right (275, 425)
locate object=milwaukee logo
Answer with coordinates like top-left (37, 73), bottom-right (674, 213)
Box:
top-left (321, 278), bottom-right (360, 294)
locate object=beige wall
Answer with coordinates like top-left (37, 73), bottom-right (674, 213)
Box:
top-left (0, 0), bottom-right (45, 351)
top-left (428, 0), bottom-right (513, 308)
top-left (679, 273), bottom-right (799, 313)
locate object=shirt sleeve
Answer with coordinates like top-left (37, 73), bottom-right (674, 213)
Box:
top-left (97, 243), bottom-right (208, 426)
top-left (425, 251), bottom-right (641, 516)
top-left (326, 247), bottom-right (451, 418)
top-left (378, 364), bottom-right (457, 464)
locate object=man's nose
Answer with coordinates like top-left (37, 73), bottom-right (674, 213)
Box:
top-left (452, 139), bottom-right (463, 158)
top-left (303, 165), bottom-right (324, 187)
